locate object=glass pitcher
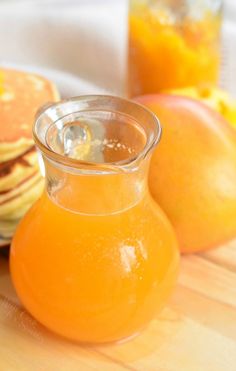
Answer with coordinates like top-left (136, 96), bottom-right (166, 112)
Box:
top-left (128, 0), bottom-right (223, 96)
top-left (10, 95), bottom-right (179, 344)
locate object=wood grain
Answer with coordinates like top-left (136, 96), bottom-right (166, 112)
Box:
top-left (1, 241), bottom-right (236, 371)
top-left (179, 255), bottom-right (236, 308)
top-left (201, 240), bottom-right (236, 272)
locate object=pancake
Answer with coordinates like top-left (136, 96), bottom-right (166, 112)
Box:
top-left (0, 175), bottom-right (44, 240)
top-left (0, 174), bottom-right (44, 221)
top-left (0, 148), bottom-right (38, 192)
top-left (0, 138), bottom-right (34, 163)
top-left (0, 236), bottom-right (10, 247)
top-left (0, 218), bottom-right (21, 238)
top-left (0, 67), bottom-right (60, 162)
top-left (0, 157), bottom-right (43, 244)
top-left (0, 171), bottom-right (42, 213)
top-left (0, 68), bottom-right (59, 246)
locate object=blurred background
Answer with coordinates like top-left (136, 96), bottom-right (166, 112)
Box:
top-left (0, 0), bottom-right (127, 95)
top-left (0, 0), bottom-right (235, 96)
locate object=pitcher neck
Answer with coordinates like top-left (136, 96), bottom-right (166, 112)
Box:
top-left (43, 155), bottom-right (150, 215)
top-left (34, 95), bottom-right (161, 214)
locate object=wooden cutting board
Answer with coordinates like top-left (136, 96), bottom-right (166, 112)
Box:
top-left (1, 241), bottom-right (236, 371)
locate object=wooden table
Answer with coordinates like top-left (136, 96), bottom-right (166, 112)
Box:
top-left (1, 242), bottom-right (236, 371)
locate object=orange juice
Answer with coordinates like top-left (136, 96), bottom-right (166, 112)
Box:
top-left (10, 96), bottom-right (179, 343)
top-left (11, 189), bottom-right (178, 343)
top-left (128, 0), bottom-right (222, 96)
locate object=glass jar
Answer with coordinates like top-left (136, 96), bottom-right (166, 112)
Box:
top-left (10, 96), bottom-right (179, 344)
top-left (128, 0), bottom-right (223, 96)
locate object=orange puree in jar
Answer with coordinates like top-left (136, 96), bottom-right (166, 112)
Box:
top-left (128, 2), bottom-right (222, 96)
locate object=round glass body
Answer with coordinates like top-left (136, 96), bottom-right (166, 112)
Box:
top-left (10, 95), bottom-right (179, 344)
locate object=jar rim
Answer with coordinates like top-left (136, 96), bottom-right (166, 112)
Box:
top-left (33, 95), bottom-right (161, 174)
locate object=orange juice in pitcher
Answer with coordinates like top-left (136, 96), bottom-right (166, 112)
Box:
top-left (10, 96), bottom-right (179, 343)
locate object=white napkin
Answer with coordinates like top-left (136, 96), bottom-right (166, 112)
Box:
top-left (0, 0), bottom-right (127, 96)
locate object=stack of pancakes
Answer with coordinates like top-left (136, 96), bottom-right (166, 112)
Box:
top-left (0, 68), bottom-right (59, 246)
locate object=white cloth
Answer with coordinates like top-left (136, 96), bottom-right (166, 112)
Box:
top-left (0, 0), bottom-right (235, 97)
top-left (0, 0), bottom-right (127, 96)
